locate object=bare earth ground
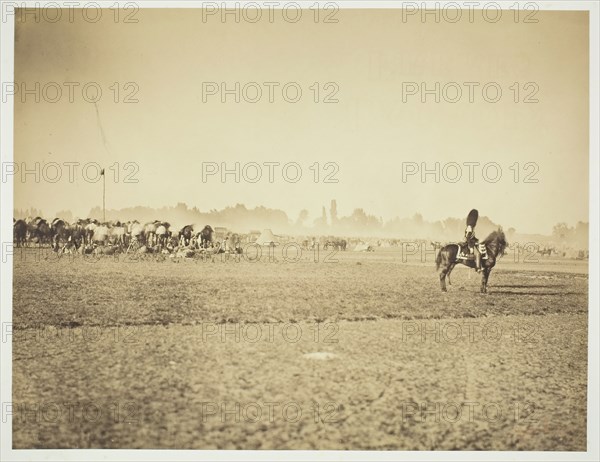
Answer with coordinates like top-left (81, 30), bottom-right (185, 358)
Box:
top-left (12, 248), bottom-right (588, 450)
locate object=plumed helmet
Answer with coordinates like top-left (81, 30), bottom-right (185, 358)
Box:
top-left (466, 209), bottom-right (479, 227)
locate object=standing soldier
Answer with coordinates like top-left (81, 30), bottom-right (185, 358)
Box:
top-left (465, 209), bottom-right (481, 272)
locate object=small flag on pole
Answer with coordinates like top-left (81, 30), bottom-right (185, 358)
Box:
top-left (100, 168), bottom-right (105, 175)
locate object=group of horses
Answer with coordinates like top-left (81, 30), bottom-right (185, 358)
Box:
top-left (13, 217), bottom-right (216, 254)
top-left (301, 238), bottom-right (347, 251)
top-left (14, 216), bottom-right (508, 293)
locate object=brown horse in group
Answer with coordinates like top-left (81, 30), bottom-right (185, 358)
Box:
top-left (29, 217), bottom-right (52, 246)
top-left (436, 228), bottom-right (508, 293)
top-left (13, 219), bottom-right (28, 247)
top-left (198, 225), bottom-right (214, 248)
top-left (178, 225), bottom-right (195, 246)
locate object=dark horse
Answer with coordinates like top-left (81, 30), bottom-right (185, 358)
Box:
top-left (30, 217), bottom-right (52, 246)
top-left (436, 228), bottom-right (508, 293)
top-left (51, 218), bottom-right (71, 252)
top-left (179, 225), bottom-right (194, 246)
top-left (13, 219), bottom-right (28, 247)
top-left (198, 225), bottom-right (214, 248)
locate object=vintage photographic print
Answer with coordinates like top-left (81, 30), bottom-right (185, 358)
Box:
top-left (1, 1), bottom-right (598, 461)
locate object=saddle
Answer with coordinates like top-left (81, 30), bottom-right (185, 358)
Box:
top-left (456, 242), bottom-right (487, 261)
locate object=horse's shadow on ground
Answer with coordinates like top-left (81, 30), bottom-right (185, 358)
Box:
top-left (455, 284), bottom-right (581, 296)
top-left (489, 287), bottom-right (581, 296)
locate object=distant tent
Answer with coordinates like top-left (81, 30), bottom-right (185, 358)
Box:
top-left (255, 229), bottom-right (279, 246)
top-left (354, 242), bottom-right (370, 252)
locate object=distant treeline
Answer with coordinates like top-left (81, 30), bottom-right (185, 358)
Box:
top-left (14, 202), bottom-right (589, 249)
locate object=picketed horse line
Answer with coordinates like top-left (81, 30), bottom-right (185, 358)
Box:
top-left (11, 218), bottom-right (219, 255)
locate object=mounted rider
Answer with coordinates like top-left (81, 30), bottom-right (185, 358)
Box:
top-left (464, 209), bottom-right (482, 272)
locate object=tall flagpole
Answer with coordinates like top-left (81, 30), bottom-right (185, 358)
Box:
top-left (102, 168), bottom-right (106, 223)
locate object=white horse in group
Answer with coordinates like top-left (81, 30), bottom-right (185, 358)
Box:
top-left (155, 223), bottom-right (170, 249)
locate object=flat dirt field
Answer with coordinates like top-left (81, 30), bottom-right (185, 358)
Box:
top-left (11, 247), bottom-right (588, 450)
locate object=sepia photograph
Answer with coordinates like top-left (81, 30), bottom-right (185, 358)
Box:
top-left (1, 1), bottom-right (598, 461)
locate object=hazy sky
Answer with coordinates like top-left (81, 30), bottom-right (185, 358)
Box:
top-left (13, 8), bottom-right (589, 234)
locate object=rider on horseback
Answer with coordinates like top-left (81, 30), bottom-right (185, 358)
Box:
top-left (464, 209), bottom-right (482, 272)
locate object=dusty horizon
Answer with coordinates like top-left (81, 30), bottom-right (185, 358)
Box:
top-left (12, 200), bottom-right (589, 242)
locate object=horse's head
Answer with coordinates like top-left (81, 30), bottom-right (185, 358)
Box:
top-left (483, 227), bottom-right (508, 257)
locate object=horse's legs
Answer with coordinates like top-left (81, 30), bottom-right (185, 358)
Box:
top-left (439, 265), bottom-right (449, 292)
top-left (480, 268), bottom-right (491, 293)
top-left (447, 263), bottom-right (456, 286)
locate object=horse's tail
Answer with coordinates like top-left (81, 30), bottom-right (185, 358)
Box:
top-left (435, 247), bottom-right (443, 271)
